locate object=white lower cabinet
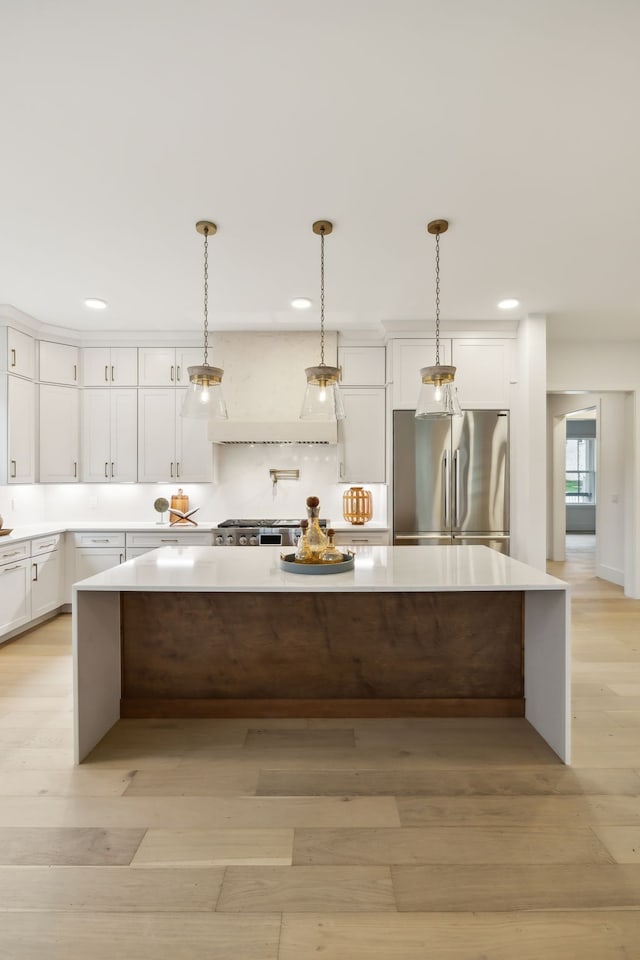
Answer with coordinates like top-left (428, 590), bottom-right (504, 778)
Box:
top-left (333, 530), bottom-right (390, 546)
top-left (72, 532), bottom-right (126, 583)
top-left (39, 384), bottom-right (80, 482)
top-left (138, 388), bottom-right (212, 483)
top-left (0, 539), bottom-right (32, 638)
top-left (125, 530), bottom-right (212, 560)
top-left (31, 547), bottom-right (63, 619)
top-left (81, 389), bottom-right (137, 482)
top-left (338, 388), bottom-right (386, 482)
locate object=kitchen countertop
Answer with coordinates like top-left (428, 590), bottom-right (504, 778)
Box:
top-left (1, 519), bottom-right (389, 545)
top-left (72, 544), bottom-right (566, 594)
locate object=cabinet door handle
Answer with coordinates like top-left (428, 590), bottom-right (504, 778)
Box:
top-left (176, 365), bottom-right (181, 382)
top-left (73, 461), bottom-right (77, 478)
top-left (119, 553), bottom-right (124, 564)
top-left (73, 363), bottom-right (77, 381)
top-left (111, 365), bottom-right (115, 382)
top-left (10, 348), bottom-right (16, 367)
top-left (32, 562), bottom-right (38, 582)
top-left (339, 461), bottom-right (344, 480)
top-left (105, 462), bottom-right (109, 478)
top-left (111, 462), bottom-right (115, 478)
top-left (170, 462), bottom-right (174, 477)
top-left (105, 365), bottom-right (109, 382)
top-left (176, 461), bottom-right (180, 477)
top-left (10, 460), bottom-right (17, 478)
top-left (170, 365), bottom-right (175, 382)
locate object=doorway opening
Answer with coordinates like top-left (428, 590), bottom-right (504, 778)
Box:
top-left (565, 409), bottom-right (596, 561)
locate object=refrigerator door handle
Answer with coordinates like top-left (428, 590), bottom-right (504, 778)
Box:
top-left (443, 450), bottom-right (450, 528)
top-left (453, 449), bottom-right (460, 528)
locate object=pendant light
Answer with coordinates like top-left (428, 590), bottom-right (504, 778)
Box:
top-left (415, 219), bottom-right (462, 419)
top-left (181, 220), bottom-right (228, 420)
top-left (300, 220), bottom-right (345, 421)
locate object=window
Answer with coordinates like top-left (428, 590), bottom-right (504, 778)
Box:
top-left (566, 436), bottom-right (596, 503)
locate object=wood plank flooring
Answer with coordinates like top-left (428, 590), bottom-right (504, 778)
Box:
top-left (1, 537), bottom-right (640, 958)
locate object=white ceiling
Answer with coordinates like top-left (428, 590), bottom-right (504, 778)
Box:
top-left (1, 0), bottom-right (639, 342)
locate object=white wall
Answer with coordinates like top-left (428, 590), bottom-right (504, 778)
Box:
top-left (0, 446), bottom-right (387, 529)
top-left (547, 340), bottom-right (639, 597)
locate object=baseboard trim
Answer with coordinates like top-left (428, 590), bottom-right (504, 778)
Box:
top-left (597, 563), bottom-right (624, 586)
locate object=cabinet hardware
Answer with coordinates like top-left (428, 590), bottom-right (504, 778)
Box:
top-left (38, 542), bottom-right (56, 550)
top-left (3, 564), bottom-right (22, 573)
top-left (176, 462), bottom-right (180, 477)
top-left (176, 365), bottom-right (181, 381)
top-left (119, 553), bottom-right (124, 564)
top-left (105, 462), bottom-right (109, 478)
top-left (170, 365), bottom-right (175, 382)
top-left (111, 462), bottom-right (115, 478)
top-left (32, 563), bottom-right (38, 582)
top-left (74, 461), bottom-right (77, 478)
top-left (73, 364), bottom-right (77, 381)
top-left (105, 365), bottom-right (109, 382)
top-left (170, 462), bottom-right (174, 477)
top-left (10, 460), bottom-right (17, 478)
top-left (161, 538), bottom-right (179, 543)
top-left (1, 550), bottom-right (22, 559)
top-left (10, 348), bottom-right (16, 367)
top-left (90, 538), bottom-right (111, 543)
top-left (111, 365), bottom-right (115, 382)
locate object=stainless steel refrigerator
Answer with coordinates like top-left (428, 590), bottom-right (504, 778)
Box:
top-left (393, 409), bottom-right (510, 553)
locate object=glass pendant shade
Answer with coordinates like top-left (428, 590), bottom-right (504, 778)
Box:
top-left (300, 365), bottom-right (345, 421)
top-left (181, 364), bottom-right (228, 419)
top-left (416, 373), bottom-right (461, 419)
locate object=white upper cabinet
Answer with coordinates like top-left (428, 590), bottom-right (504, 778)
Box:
top-left (451, 338), bottom-right (514, 409)
top-left (390, 338), bottom-right (450, 409)
top-left (82, 347), bottom-right (138, 386)
top-left (138, 347), bottom-right (203, 386)
top-left (138, 388), bottom-right (212, 483)
top-left (39, 340), bottom-right (79, 385)
top-left (339, 346), bottom-right (386, 386)
top-left (5, 374), bottom-right (36, 483)
top-left (81, 389), bottom-right (137, 482)
top-left (338, 388), bottom-right (386, 483)
top-left (39, 384), bottom-right (79, 482)
top-left (5, 328), bottom-right (35, 379)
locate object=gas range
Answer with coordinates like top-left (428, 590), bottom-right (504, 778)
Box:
top-left (212, 518), bottom-right (327, 546)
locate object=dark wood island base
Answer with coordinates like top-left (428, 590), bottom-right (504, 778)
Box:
top-left (119, 590), bottom-right (525, 719)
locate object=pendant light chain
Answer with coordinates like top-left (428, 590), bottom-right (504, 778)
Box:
top-left (434, 229), bottom-right (441, 366)
top-left (202, 226), bottom-right (209, 367)
top-left (319, 228), bottom-right (325, 367)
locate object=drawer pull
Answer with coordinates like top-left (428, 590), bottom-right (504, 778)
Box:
top-left (32, 563), bottom-right (38, 582)
top-left (3, 564), bottom-right (22, 573)
top-left (1, 550), bottom-right (22, 559)
top-left (161, 538), bottom-right (179, 543)
top-left (90, 538), bottom-right (111, 543)
top-left (37, 541), bottom-right (56, 550)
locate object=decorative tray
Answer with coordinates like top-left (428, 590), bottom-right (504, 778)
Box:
top-left (280, 552), bottom-right (355, 575)
top-left (0, 529), bottom-right (13, 537)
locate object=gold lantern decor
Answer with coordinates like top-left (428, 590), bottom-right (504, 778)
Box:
top-left (343, 486), bottom-right (373, 526)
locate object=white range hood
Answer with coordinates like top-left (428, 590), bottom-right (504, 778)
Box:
top-left (206, 331), bottom-right (339, 445)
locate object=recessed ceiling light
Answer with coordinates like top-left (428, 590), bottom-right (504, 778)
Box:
top-left (291, 297), bottom-right (312, 309)
top-left (497, 298), bottom-right (520, 310)
top-left (84, 298), bottom-right (108, 310)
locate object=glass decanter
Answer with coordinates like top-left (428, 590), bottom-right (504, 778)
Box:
top-left (320, 528), bottom-right (343, 563)
top-left (294, 519), bottom-right (312, 562)
top-left (305, 495), bottom-right (328, 561)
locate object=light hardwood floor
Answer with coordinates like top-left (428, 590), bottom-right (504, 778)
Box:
top-left (1, 538), bottom-right (640, 958)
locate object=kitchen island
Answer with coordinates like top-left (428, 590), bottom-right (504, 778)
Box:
top-left (73, 545), bottom-right (570, 763)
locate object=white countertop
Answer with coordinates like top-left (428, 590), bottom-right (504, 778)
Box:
top-left (0, 520), bottom-right (389, 546)
top-left (72, 544), bottom-right (567, 594)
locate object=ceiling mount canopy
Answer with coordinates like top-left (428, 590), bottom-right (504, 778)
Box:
top-left (300, 220), bottom-right (345, 422)
top-left (181, 220), bottom-right (228, 420)
top-left (415, 218), bottom-right (462, 419)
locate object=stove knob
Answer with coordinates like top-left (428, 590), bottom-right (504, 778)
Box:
top-left (225, 535), bottom-right (234, 545)
top-left (249, 536), bottom-right (258, 545)
top-left (215, 535), bottom-right (224, 545)
top-left (239, 535), bottom-right (248, 545)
